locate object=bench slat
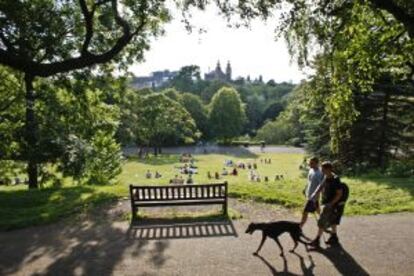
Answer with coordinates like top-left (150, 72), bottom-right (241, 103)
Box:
top-left (129, 182), bottom-right (228, 219)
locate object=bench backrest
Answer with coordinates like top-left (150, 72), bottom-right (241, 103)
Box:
top-left (130, 182), bottom-right (227, 202)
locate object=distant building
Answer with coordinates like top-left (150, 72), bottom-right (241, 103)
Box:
top-left (131, 70), bottom-right (178, 89)
top-left (204, 61), bottom-right (232, 82)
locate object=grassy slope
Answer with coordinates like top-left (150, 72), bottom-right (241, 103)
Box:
top-left (1, 152), bottom-right (413, 230)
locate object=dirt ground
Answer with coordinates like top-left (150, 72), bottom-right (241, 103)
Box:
top-left (1, 199), bottom-right (413, 276)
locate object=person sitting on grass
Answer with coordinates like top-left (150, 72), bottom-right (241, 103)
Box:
top-left (299, 157), bottom-right (324, 228)
top-left (222, 168), bottom-right (229, 176)
top-left (186, 175), bottom-right (194, 185)
top-left (309, 161), bottom-right (347, 248)
top-left (155, 171), bottom-right (162, 179)
top-left (253, 163), bottom-right (258, 169)
top-left (207, 171), bottom-right (212, 179)
top-left (145, 170), bottom-right (152, 179)
top-left (264, 176), bottom-right (269, 182)
top-left (215, 172), bottom-right (220, 180)
top-left (231, 167), bottom-right (238, 176)
top-left (248, 170), bottom-right (254, 181)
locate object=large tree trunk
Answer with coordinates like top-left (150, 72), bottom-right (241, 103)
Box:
top-left (24, 74), bottom-right (38, 189)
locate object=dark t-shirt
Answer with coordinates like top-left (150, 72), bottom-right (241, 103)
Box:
top-left (322, 175), bottom-right (342, 205)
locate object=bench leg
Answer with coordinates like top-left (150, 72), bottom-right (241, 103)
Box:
top-left (223, 202), bottom-right (228, 216)
top-left (132, 206), bottom-right (138, 221)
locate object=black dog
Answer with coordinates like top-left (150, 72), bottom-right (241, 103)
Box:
top-left (245, 221), bottom-right (310, 256)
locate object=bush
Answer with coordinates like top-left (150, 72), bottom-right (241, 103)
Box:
top-left (256, 119), bottom-right (294, 145)
top-left (386, 160), bottom-right (414, 177)
top-left (60, 131), bottom-right (122, 185)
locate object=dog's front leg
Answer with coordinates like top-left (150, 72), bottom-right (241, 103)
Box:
top-left (254, 234), bottom-right (266, 255)
top-left (274, 238), bottom-right (284, 256)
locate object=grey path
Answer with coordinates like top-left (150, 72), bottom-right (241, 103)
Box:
top-left (123, 145), bottom-right (305, 157)
top-left (0, 199), bottom-right (413, 276)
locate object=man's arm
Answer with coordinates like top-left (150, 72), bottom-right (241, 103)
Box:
top-left (329, 189), bottom-right (343, 206)
top-left (309, 177), bottom-right (326, 201)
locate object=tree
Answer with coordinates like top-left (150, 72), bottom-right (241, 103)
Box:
top-left (162, 88), bottom-right (182, 102)
top-left (167, 65), bottom-right (202, 93)
top-left (0, 67), bottom-right (123, 185)
top-left (208, 87), bottom-right (246, 141)
top-left (179, 93), bottom-right (210, 139)
top-left (121, 93), bottom-right (198, 155)
top-left (36, 75), bottom-right (123, 185)
top-left (0, 0), bottom-right (168, 188)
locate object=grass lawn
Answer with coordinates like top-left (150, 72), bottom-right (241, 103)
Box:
top-left (1, 151), bottom-right (413, 230)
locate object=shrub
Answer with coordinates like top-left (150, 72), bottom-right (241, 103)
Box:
top-left (386, 160), bottom-right (414, 177)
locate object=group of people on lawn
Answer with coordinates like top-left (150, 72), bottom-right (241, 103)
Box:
top-left (145, 170), bottom-right (162, 179)
top-left (301, 157), bottom-right (349, 248)
top-left (146, 155), bottom-right (284, 185)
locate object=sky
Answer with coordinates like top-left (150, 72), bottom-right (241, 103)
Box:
top-left (129, 7), bottom-right (308, 84)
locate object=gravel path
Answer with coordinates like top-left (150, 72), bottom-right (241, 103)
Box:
top-left (0, 199), bottom-right (413, 276)
top-left (123, 145), bottom-right (305, 157)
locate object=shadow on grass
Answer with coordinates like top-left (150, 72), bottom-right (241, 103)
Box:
top-left (127, 214), bottom-right (238, 240)
top-left (126, 154), bottom-right (180, 166)
top-left (125, 146), bottom-right (259, 159)
top-left (0, 186), bottom-right (118, 231)
top-left (0, 201), bottom-right (166, 276)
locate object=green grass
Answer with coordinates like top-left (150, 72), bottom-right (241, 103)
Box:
top-left (1, 152), bottom-right (413, 230)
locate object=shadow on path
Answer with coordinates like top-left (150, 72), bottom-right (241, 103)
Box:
top-left (0, 202), bottom-right (169, 276)
top-left (255, 254), bottom-right (298, 276)
top-left (310, 244), bottom-right (370, 276)
top-left (127, 216), bottom-right (238, 240)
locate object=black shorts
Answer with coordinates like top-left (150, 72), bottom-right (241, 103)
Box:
top-left (333, 204), bottom-right (345, 225)
top-left (304, 200), bottom-right (319, 213)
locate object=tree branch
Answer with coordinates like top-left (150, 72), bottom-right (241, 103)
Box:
top-left (0, 96), bottom-right (19, 113)
top-left (0, 32), bottom-right (15, 52)
top-left (79, 0), bottom-right (94, 55)
top-left (0, 0), bottom-right (147, 77)
top-left (369, 0), bottom-right (414, 38)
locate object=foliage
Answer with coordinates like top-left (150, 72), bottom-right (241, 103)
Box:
top-left (0, 67), bottom-right (24, 160)
top-left (0, 0), bottom-right (169, 76)
top-left (256, 84), bottom-right (306, 147)
top-left (120, 92), bottom-right (198, 149)
top-left (179, 93), bottom-right (210, 139)
top-left (208, 87), bottom-right (246, 141)
top-left (385, 160), bottom-right (414, 177)
top-left (166, 65), bottom-right (203, 93)
top-left (84, 131), bottom-right (123, 185)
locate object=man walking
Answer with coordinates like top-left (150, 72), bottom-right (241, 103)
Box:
top-left (300, 157), bottom-right (324, 228)
top-left (309, 161), bottom-right (348, 248)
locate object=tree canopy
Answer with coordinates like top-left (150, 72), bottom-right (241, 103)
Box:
top-left (208, 87), bottom-right (246, 141)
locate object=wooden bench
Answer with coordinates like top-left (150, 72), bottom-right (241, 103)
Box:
top-left (129, 182), bottom-right (228, 220)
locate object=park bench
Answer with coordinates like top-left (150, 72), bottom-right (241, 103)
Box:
top-left (129, 182), bottom-right (228, 220)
